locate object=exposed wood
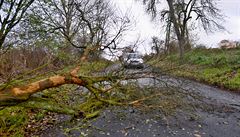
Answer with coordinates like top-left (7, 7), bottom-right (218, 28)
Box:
top-left (0, 67), bottom-right (86, 106)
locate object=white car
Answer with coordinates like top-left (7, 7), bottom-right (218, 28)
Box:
top-left (123, 53), bottom-right (144, 69)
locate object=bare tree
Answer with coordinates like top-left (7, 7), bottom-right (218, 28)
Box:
top-left (74, 0), bottom-right (131, 61)
top-left (142, 0), bottom-right (225, 60)
top-left (0, 0), bottom-right (35, 50)
top-left (30, 0), bottom-right (81, 51)
top-left (151, 36), bottom-right (164, 55)
top-left (29, 0), bottom-right (130, 61)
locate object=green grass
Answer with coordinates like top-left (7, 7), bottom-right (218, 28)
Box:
top-left (149, 48), bottom-right (240, 92)
top-left (0, 106), bottom-right (28, 136)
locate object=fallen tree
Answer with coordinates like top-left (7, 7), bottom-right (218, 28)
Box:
top-left (0, 67), bottom-right (84, 105)
top-left (0, 66), bottom-right (149, 106)
top-left (0, 66), bottom-right (119, 106)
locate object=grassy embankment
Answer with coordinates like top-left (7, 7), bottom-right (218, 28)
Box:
top-left (149, 48), bottom-right (240, 92)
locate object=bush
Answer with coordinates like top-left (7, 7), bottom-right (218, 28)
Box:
top-left (0, 46), bottom-right (76, 82)
top-left (194, 44), bottom-right (207, 50)
top-left (189, 56), bottom-right (209, 65)
top-left (211, 56), bottom-right (228, 67)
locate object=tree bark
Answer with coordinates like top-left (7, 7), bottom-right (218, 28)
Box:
top-left (166, 0), bottom-right (185, 61)
top-left (80, 48), bottom-right (90, 61)
top-left (178, 38), bottom-right (185, 61)
top-left (0, 67), bottom-right (86, 106)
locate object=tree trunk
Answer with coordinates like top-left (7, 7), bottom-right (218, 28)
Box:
top-left (0, 65), bottom-right (144, 106)
top-left (0, 35), bottom-right (6, 49)
top-left (80, 49), bottom-right (89, 61)
top-left (0, 67), bottom-right (85, 106)
top-left (166, 0), bottom-right (185, 61)
top-left (80, 46), bottom-right (92, 61)
top-left (165, 23), bottom-right (171, 54)
top-left (178, 38), bottom-right (185, 62)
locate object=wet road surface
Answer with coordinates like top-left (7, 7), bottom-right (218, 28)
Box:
top-left (40, 64), bottom-right (240, 137)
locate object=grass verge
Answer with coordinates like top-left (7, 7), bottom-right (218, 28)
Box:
top-left (149, 48), bottom-right (240, 92)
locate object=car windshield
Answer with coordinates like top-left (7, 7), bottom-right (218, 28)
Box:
top-left (128, 53), bottom-right (140, 59)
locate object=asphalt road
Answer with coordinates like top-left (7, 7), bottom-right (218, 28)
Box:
top-left (40, 64), bottom-right (240, 137)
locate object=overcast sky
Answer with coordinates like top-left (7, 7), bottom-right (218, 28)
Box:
top-left (112, 0), bottom-right (240, 52)
top-left (200, 0), bottom-right (240, 47)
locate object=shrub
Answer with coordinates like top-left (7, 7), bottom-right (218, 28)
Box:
top-left (211, 56), bottom-right (227, 67)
